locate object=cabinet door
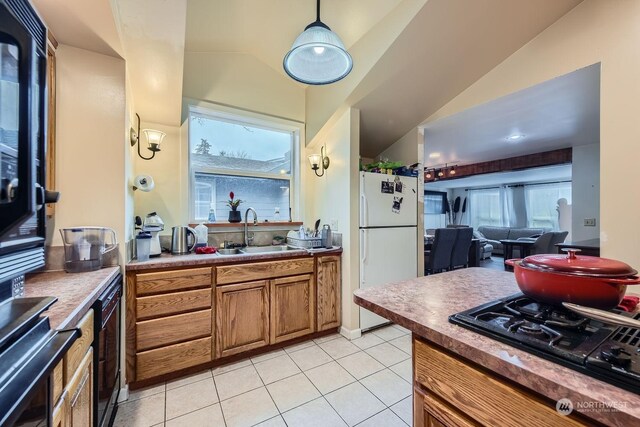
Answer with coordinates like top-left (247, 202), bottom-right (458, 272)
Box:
top-left (414, 388), bottom-right (476, 427)
top-left (216, 281), bottom-right (269, 358)
top-left (270, 274), bottom-right (315, 344)
top-left (67, 348), bottom-right (93, 427)
top-left (316, 256), bottom-right (341, 331)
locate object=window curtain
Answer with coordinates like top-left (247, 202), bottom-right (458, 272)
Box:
top-left (468, 186), bottom-right (516, 228)
top-left (524, 182), bottom-right (572, 230)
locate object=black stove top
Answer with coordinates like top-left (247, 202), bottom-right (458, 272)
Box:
top-left (449, 293), bottom-right (640, 394)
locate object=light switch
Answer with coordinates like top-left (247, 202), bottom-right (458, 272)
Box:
top-left (584, 218), bottom-right (596, 227)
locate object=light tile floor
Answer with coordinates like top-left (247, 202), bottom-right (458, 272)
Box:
top-left (115, 324), bottom-right (413, 427)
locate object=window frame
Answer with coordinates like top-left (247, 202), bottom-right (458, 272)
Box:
top-left (187, 104), bottom-right (301, 223)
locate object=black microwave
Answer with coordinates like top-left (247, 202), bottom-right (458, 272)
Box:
top-left (0, 0), bottom-right (57, 287)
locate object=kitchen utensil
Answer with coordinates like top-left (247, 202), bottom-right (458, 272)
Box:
top-left (562, 302), bottom-right (640, 329)
top-left (60, 227), bottom-right (118, 272)
top-left (506, 250), bottom-right (640, 309)
top-left (171, 226), bottom-right (197, 254)
top-left (142, 212), bottom-right (164, 256)
top-left (314, 219), bottom-right (321, 236)
top-left (135, 232), bottom-right (152, 261)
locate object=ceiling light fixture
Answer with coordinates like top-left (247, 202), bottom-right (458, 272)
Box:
top-left (506, 134), bottom-right (525, 142)
top-left (449, 165), bottom-right (456, 176)
top-left (284, 0), bottom-right (353, 85)
top-left (130, 113), bottom-right (166, 160)
top-left (429, 152), bottom-right (441, 159)
top-left (437, 169), bottom-right (444, 178)
top-left (425, 169), bottom-right (433, 180)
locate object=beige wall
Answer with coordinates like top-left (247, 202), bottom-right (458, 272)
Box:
top-left (133, 122), bottom-right (187, 233)
top-left (183, 52), bottom-right (305, 122)
top-left (50, 45), bottom-right (128, 256)
top-left (422, 0), bottom-right (640, 267)
top-left (305, 108), bottom-right (361, 333)
top-left (572, 143), bottom-right (600, 241)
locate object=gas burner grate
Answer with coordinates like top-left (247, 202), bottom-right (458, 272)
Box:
top-left (612, 312), bottom-right (640, 348)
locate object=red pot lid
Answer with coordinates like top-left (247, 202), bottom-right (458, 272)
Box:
top-left (521, 249), bottom-right (638, 277)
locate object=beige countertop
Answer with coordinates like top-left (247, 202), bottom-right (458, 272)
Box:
top-left (24, 267), bottom-right (121, 330)
top-left (353, 268), bottom-right (640, 427)
top-left (126, 247), bottom-right (343, 272)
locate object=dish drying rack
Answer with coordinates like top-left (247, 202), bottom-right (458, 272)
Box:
top-left (286, 230), bottom-right (323, 249)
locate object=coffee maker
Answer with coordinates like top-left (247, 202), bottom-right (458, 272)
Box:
top-left (142, 212), bottom-right (164, 256)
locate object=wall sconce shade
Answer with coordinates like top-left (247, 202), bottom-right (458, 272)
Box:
top-left (437, 169), bottom-right (444, 178)
top-left (449, 165), bottom-right (456, 176)
top-left (425, 170), bottom-right (433, 180)
top-left (130, 113), bottom-right (165, 160)
top-left (309, 145), bottom-right (330, 177)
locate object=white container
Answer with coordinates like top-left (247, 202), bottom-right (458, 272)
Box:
top-left (195, 223), bottom-right (209, 246)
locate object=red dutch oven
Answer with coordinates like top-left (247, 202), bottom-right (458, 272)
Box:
top-left (505, 249), bottom-right (640, 309)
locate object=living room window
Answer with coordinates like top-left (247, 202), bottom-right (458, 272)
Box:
top-left (524, 181), bottom-right (572, 230)
top-left (468, 188), bottom-right (504, 229)
top-left (188, 106), bottom-right (299, 222)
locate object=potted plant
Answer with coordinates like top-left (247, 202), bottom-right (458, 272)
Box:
top-left (226, 191), bottom-right (243, 223)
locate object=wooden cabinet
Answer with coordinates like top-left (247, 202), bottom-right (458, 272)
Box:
top-left (413, 337), bottom-right (591, 427)
top-left (127, 267), bottom-right (214, 382)
top-left (63, 309), bottom-right (94, 384)
top-left (270, 274), bottom-right (315, 343)
top-left (316, 255), bottom-right (341, 331)
top-left (67, 346), bottom-right (93, 427)
top-left (216, 280), bottom-right (270, 358)
top-left (125, 253), bottom-right (342, 386)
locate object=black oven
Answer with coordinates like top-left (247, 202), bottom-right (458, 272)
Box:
top-left (0, 0), bottom-right (57, 287)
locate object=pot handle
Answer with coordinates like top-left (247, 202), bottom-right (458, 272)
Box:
top-left (604, 276), bottom-right (640, 285)
top-left (102, 228), bottom-right (118, 254)
top-left (187, 227), bottom-right (198, 252)
top-left (505, 259), bottom-right (521, 267)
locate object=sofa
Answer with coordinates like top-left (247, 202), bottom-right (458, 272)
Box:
top-left (476, 226), bottom-right (547, 256)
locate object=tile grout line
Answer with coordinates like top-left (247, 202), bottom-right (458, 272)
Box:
top-left (249, 350), bottom-right (284, 424)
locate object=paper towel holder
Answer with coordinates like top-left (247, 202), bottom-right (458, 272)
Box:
top-left (132, 175), bottom-right (155, 192)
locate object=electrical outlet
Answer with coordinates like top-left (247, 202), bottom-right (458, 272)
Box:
top-left (584, 218), bottom-right (596, 227)
top-left (330, 219), bottom-right (338, 231)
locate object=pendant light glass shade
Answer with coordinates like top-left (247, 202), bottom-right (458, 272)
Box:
top-left (284, 1), bottom-right (353, 85)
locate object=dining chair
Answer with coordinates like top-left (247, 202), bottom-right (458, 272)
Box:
top-left (425, 228), bottom-right (457, 275)
top-left (450, 227), bottom-right (474, 269)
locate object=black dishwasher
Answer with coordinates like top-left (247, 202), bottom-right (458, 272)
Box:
top-left (93, 273), bottom-right (122, 427)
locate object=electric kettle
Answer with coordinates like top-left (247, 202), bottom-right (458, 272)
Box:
top-left (171, 226), bottom-right (197, 254)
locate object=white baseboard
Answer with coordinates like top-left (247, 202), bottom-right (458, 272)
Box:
top-left (340, 326), bottom-right (362, 340)
top-left (118, 385), bottom-right (129, 402)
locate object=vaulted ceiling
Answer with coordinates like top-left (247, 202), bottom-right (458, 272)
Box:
top-left (33, 0), bottom-right (584, 156)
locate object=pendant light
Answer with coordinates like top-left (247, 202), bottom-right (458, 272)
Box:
top-left (284, 0), bottom-right (353, 85)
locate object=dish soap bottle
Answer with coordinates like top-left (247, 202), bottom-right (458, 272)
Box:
top-left (207, 204), bottom-right (216, 223)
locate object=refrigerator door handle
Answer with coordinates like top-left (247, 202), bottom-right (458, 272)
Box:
top-left (360, 193), bottom-right (367, 227)
top-left (360, 229), bottom-right (367, 283)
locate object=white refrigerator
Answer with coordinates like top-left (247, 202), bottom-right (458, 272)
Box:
top-left (359, 172), bottom-right (418, 331)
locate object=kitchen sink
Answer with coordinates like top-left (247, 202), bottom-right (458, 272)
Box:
top-left (239, 245), bottom-right (299, 254)
top-left (217, 248), bottom-right (240, 255)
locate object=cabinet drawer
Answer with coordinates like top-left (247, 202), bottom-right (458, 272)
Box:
top-left (136, 267), bottom-right (212, 296)
top-left (216, 258), bottom-right (314, 285)
top-left (64, 309), bottom-right (94, 384)
top-left (136, 337), bottom-right (212, 381)
top-left (136, 309), bottom-right (212, 351)
top-left (136, 288), bottom-right (211, 320)
top-left (414, 338), bottom-right (587, 427)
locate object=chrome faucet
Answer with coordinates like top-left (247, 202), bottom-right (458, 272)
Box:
top-left (244, 207), bottom-right (258, 246)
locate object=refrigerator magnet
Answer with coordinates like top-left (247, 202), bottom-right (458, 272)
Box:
top-left (381, 180), bottom-right (394, 194)
top-left (392, 197), bottom-right (403, 213)
top-left (394, 176), bottom-right (403, 193)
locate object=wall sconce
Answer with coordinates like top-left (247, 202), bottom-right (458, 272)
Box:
top-left (437, 169), bottom-right (444, 178)
top-left (130, 113), bottom-right (166, 160)
top-left (308, 145), bottom-right (330, 177)
top-left (425, 169), bottom-right (433, 180)
top-left (449, 165), bottom-right (457, 176)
